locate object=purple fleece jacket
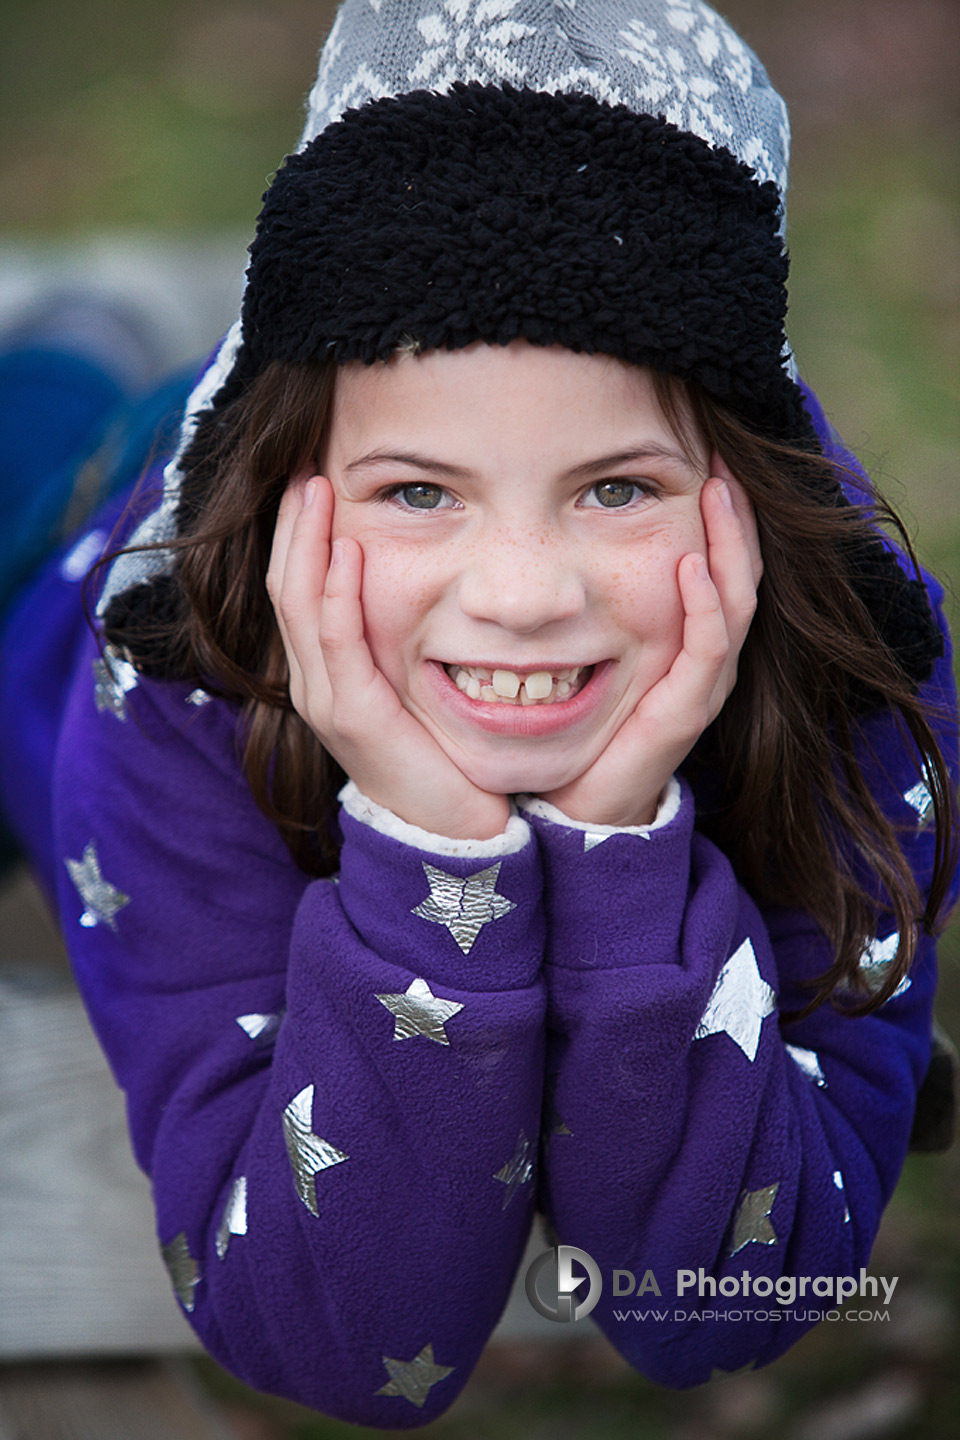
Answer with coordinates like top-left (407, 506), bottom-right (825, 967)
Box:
top-left (0, 397), bottom-right (956, 1426)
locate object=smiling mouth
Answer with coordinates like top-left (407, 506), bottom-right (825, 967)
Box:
top-left (444, 663), bottom-right (593, 706)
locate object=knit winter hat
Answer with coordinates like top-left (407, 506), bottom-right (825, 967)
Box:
top-left (98, 0), bottom-right (798, 610)
top-left (98, 0), bottom-right (942, 688)
top-left (241, 0), bottom-right (799, 433)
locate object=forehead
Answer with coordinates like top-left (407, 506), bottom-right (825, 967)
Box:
top-left (326, 341), bottom-right (706, 467)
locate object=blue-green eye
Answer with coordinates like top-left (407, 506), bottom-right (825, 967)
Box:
top-left (396, 483), bottom-right (446, 509)
top-left (584, 480), bottom-right (645, 509)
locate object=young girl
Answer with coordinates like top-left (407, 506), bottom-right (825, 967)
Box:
top-left (1, 0), bottom-right (957, 1427)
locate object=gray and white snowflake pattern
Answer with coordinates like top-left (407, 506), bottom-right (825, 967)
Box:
top-left (300, 0), bottom-right (789, 193)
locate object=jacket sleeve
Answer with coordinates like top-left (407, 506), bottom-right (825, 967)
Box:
top-left (524, 598), bottom-right (956, 1387)
top-left (53, 633), bottom-right (545, 1428)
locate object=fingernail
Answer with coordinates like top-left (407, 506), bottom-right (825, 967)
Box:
top-left (331, 538), bottom-right (345, 566)
top-left (716, 479), bottom-right (734, 511)
top-left (302, 480), bottom-right (316, 509)
top-left (692, 553), bottom-right (708, 579)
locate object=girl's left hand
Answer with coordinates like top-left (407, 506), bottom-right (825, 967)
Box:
top-left (538, 464), bottom-right (762, 827)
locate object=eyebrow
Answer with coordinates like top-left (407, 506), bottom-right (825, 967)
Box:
top-left (344, 449), bottom-right (473, 478)
top-left (564, 444), bottom-right (702, 477)
top-left (343, 443), bottom-right (699, 478)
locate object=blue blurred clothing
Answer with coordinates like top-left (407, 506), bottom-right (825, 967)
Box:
top-left (0, 346), bottom-right (124, 617)
top-left (0, 340), bottom-right (193, 874)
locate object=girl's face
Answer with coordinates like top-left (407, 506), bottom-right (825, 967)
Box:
top-left (323, 341), bottom-right (710, 796)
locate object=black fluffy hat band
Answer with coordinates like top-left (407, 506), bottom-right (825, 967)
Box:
top-left (238, 84), bottom-right (808, 443)
top-left (100, 83), bottom-right (942, 689)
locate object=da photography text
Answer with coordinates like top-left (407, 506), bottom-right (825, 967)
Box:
top-left (525, 1246), bottom-right (898, 1323)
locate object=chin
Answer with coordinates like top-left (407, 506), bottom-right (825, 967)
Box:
top-left (455, 752), bottom-right (583, 799)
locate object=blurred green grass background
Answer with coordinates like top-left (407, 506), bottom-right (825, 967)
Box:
top-left (1, 2), bottom-right (957, 1437)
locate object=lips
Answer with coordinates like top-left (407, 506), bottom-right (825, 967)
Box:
top-left (427, 658), bottom-right (611, 739)
top-left (444, 663), bottom-right (591, 706)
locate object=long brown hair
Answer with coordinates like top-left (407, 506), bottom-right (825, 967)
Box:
top-left (100, 356), bottom-right (957, 1015)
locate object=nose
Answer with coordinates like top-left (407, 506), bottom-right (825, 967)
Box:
top-left (456, 525), bottom-right (587, 634)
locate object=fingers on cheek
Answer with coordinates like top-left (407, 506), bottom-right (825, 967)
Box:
top-left (738, 583), bottom-right (759, 628)
top-left (268, 483), bottom-right (312, 593)
top-left (681, 555), bottom-right (730, 661)
top-left (680, 550), bottom-right (719, 606)
top-left (323, 536), bottom-right (363, 603)
top-left (701, 465), bottom-right (744, 514)
top-left (701, 478), bottom-right (764, 596)
top-left (709, 450), bottom-right (734, 481)
top-left (700, 476), bottom-right (737, 529)
top-left (284, 478), bottom-right (316, 536)
top-left (727, 486), bottom-right (762, 575)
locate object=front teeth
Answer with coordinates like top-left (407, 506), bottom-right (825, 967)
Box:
top-left (522, 671), bottom-right (551, 700)
top-left (448, 664), bottom-right (586, 705)
top-left (492, 669), bottom-right (520, 698)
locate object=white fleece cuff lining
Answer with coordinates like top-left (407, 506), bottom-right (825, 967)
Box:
top-left (518, 777), bottom-right (682, 837)
top-left (338, 781), bottom-right (531, 857)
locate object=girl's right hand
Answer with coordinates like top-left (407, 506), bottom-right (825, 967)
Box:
top-left (266, 476), bottom-right (512, 840)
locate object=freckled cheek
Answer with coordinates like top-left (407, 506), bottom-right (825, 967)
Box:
top-left (328, 502), bottom-right (430, 610)
top-left (609, 576), bottom-right (685, 656)
top-left (348, 538), bottom-right (452, 679)
top-left (593, 529), bottom-right (695, 646)
top-left (360, 539), bottom-right (426, 602)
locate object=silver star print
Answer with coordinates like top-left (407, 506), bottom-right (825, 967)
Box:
top-left (903, 777), bottom-right (934, 828)
top-left (785, 1044), bottom-right (827, 1087)
top-left (236, 1012), bottom-right (282, 1047)
top-left (583, 827), bottom-right (650, 850)
top-left (376, 1342), bottom-right (454, 1409)
top-left (161, 1231), bottom-right (200, 1311)
top-left (694, 938), bottom-right (776, 1063)
top-left (411, 862), bottom-right (516, 955)
top-left (64, 841), bottom-right (131, 932)
top-left (833, 1168), bottom-right (851, 1224)
top-left (282, 1084), bottom-right (348, 1217)
top-left (727, 1182), bottom-right (780, 1256)
top-left (92, 645), bottom-right (139, 721)
top-left (493, 1129), bottom-right (534, 1209)
top-left (376, 977), bottom-right (464, 1045)
top-left (216, 1176), bottom-right (248, 1259)
top-left (858, 932), bottom-right (911, 999)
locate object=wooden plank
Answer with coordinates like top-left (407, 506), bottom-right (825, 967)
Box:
top-left (0, 870), bottom-right (69, 970)
top-left (0, 1361), bottom-right (241, 1440)
top-left (0, 969), bottom-right (199, 1358)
